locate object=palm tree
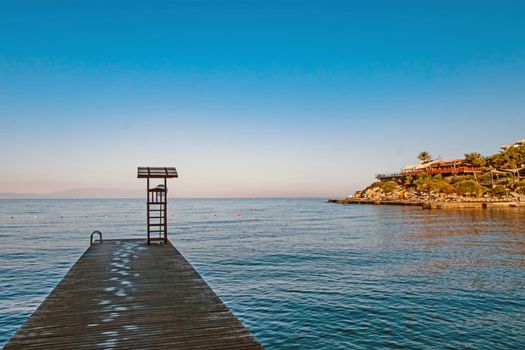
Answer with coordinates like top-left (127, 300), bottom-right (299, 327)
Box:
top-left (417, 151), bottom-right (432, 163)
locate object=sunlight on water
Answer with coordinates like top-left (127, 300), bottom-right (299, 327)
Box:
top-left (1, 199), bottom-right (524, 349)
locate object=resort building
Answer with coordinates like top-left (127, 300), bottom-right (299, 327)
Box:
top-left (376, 159), bottom-right (481, 181)
top-left (400, 159), bottom-right (481, 177)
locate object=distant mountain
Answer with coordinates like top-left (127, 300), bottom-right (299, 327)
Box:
top-left (0, 192), bottom-right (44, 199)
top-left (0, 188), bottom-right (142, 199)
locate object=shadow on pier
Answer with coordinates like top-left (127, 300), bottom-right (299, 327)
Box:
top-left (5, 239), bottom-right (263, 350)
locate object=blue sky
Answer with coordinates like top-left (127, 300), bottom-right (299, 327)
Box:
top-left (1, 1), bottom-right (524, 197)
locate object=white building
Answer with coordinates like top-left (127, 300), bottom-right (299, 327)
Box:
top-left (500, 139), bottom-right (525, 151)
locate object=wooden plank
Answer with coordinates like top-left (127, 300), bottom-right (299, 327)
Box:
top-left (5, 239), bottom-right (263, 350)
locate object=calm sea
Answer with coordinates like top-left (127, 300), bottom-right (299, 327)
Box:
top-left (1, 198), bottom-right (524, 349)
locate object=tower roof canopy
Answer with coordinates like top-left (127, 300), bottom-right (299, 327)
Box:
top-left (137, 167), bottom-right (178, 178)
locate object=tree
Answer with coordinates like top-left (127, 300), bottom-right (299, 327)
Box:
top-left (486, 144), bottom-right (525, 170)
top-left (464, 152), bottom-right (486, 168)
top-left (453, 180), bottom-right (485, 197)
top-left (417, 151), bottom-right (432, 163)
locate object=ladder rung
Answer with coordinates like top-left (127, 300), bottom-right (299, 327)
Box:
top-left (149, 223), bottom-right (165, 226)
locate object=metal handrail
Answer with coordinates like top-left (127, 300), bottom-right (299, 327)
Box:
top-left (90, 231), bottom-right (102, 245)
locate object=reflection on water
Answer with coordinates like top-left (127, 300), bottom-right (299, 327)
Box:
top-left (1, 199), bottom-right (524, 349)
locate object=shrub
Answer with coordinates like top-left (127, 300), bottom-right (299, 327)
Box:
top-left (365, 182), bottom-right (382, 190)
top-left (491, 185), bottom-right (507, 197)
top-left (381, 180), bottom-right (398, 193)
top-left (515, 180), bottom-right (525, 194)
top-left (478, 172), bottom-right (492, 183)
top-left (454, 180), bottom-right (485, 196)
top-left (515, 180), bottom-right (525, 188)
top-left (430, 180), bottom-right (455, 194)
top-left (414, 175), bottom-right (432, 192)
top-left (414, 175), bottom-right (455, 194)
top-left (502, 177), bottom-right (514, 186)
top-left (432, 174), bottom-right (444, 181)
top-left (450, 175), bottom-right (474, 184)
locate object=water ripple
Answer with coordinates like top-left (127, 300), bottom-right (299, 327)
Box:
top-left (1, 199), bottom-right (524, 349)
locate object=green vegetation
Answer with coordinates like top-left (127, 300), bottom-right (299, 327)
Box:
top-left (486, 144), bottom-right (525, 170)
top-left (365, 180), bottom-right (400, 193)
top-left (381, 180), bottom-right (398, 193)
top-left (453, 180), bottom-right (485, 197)
top-left (414, 175), bottom-right (455, 194)
top-left (491, 185), bottom-right (507, 197)
top-left (515, 180), bottom-right (525, 194)
top-left (464, 152), bottom-right (486, 168)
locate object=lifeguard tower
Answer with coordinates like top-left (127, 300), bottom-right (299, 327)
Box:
top-left (137, 167), bottom-right (178, 244)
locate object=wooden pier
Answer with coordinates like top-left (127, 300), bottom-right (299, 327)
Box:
top-left (5, 239), bottom-right (263, 350)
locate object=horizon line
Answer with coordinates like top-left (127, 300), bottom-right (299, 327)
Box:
top-left (0, 196), bottom-right (330, 200)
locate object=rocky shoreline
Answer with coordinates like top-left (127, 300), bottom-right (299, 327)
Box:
top-left (329, 177), bottom-right (525, 209)
top-left (328, 197), bottom-right (524, 209)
